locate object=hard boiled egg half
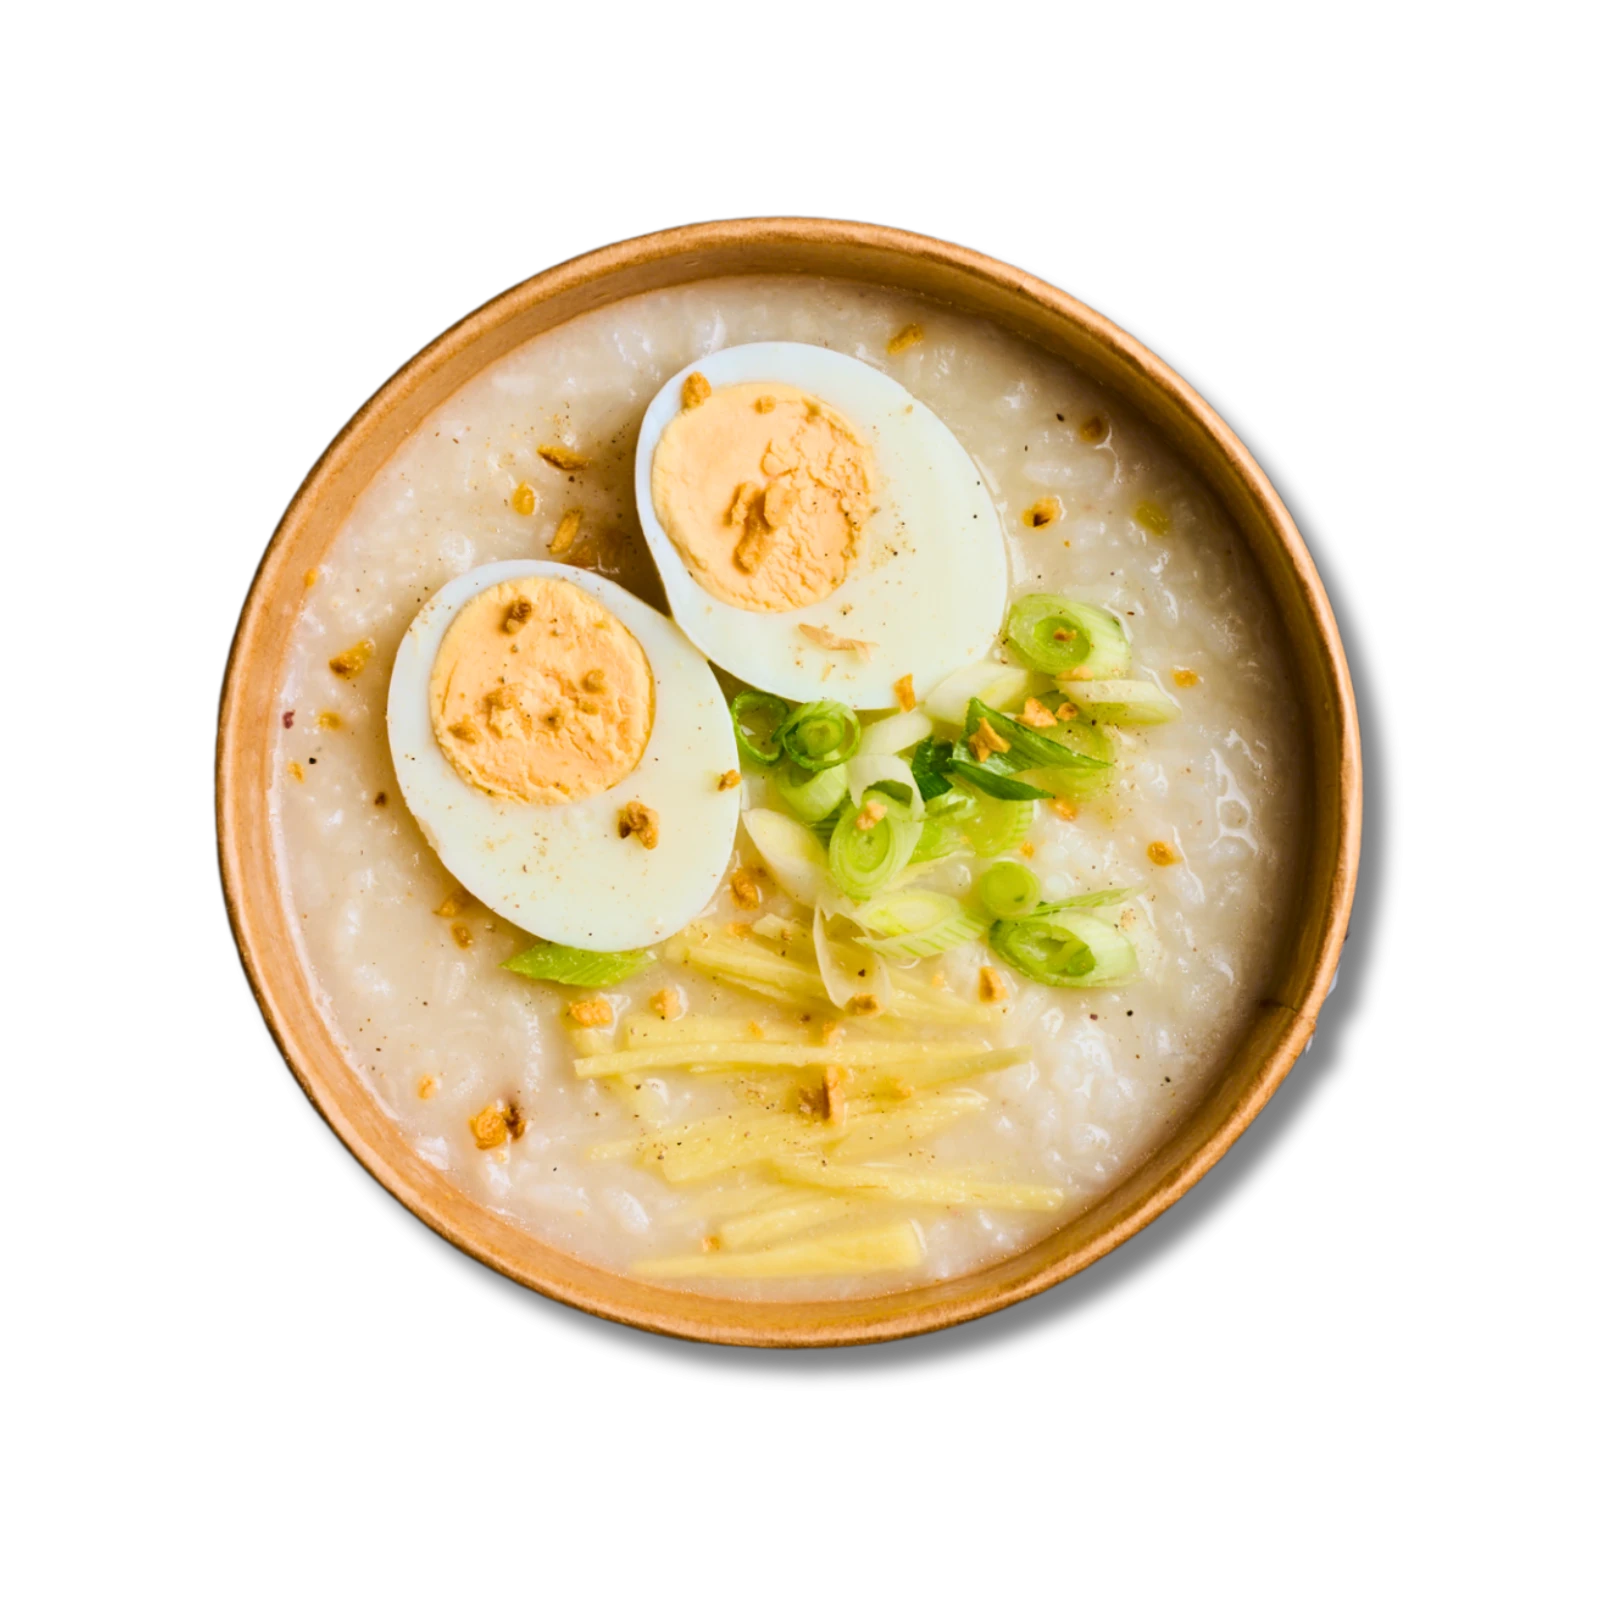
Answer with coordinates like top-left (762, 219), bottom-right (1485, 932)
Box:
top-left (387, 560), bottom-right (738, 951)
top-left (634, 341), bottom-right (1008, 708)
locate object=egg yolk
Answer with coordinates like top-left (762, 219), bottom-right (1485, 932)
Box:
top-left (429, 576), bottom-right (654, 804)
top-left (650, 380), bottom-right (874, 612)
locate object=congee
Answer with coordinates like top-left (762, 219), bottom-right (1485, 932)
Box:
top-left (270, 276), bottom-right (1304, 1297)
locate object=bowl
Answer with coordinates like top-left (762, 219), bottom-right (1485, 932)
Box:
top-left (217, 218), bottom-right (1360, 1347)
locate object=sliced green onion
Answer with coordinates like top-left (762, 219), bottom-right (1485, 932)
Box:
top-left (828, 790), bottom-right (922, 901)
top-left (979, 862), bottom-right (1041, 919)
top-left (855, 890), bottom-right (987, 959)
top-left (1039, 885), bottom-right (1140, 911)
top-left (908, 827), bottom-right (970, 865)
top-left (908, 736), bottom-right (956, 801)
top-left (1056, 679), bottom-right (1181, 726)
top-left (961, 698), bottom-right (1107, 772)
top-left (1005, 594), bottom-right (1132, 678)
top-left (730, 690), bottom-right (788, 766)
top-left (1034, 693), bottom-right (1115, 762)
top-left (948, 758), bottom-right (1053, 800)
top-left (778, 700), bottom-right (861, 772)
top-left (742, 808), bottom-right (830, 908)
top-left (777, 761), bottom-right (849, 824)
top-left (858, 707), bottom-right (933, 757)
top-left (910, 792), bottom-right (973, 863)
top-left (963, 792), bottom-right (1035, 857)
top-left (1020, 760), bottom-right (1113, 801)
top-left (502, 939), bottom-right (652, 987)
top-left (848, 752), bottom-right (918, 810)
top-left (926, 787), bottom-right (975, 822)
top-left (922, 659), bottom-right (1031, 725)
top-left (988, 909), bottom-right (1136, 989)
top-left (855, 888), bottom-right (964, 938)
top-left (810, 807), bottom-right (844, 845)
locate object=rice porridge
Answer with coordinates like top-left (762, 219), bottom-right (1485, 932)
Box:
top-left (270, 276), bottom-right (1304, 1298)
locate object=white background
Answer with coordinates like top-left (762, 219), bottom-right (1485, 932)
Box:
top-left (6, 4), bottom-right (1614, 1615)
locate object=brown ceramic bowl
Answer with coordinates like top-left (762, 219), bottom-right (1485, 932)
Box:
top-left (218, 218), bottom-right (1360, 1347)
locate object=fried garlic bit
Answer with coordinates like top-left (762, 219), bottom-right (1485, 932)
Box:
top-left (434, 891), bottom-right (467, 918)
top-left (328, 638), bottom-right (375, 678)
top-left (848, 993), bottom-right (880, 1016)
top-left (1055, 700), bottom-right (1079, 720)
top-left (502, 596), bottom-right (534, 634)
top-left (549, 507), bottom-right (583, 556)
top-left (1023, 496), bottom-right (1063, 529)
top-left (470, 1098), bottom-right (526, 1150)
top-left (681, 371), bottom-right (712, 410)
top-left (967, 716), bottom-right (1010, 763)
top-left (469, 1104), bottom-right (508, 1150)
top-left (887, 322), bottom-right (924, 355)
top-left (854, 798), bottom-right (888, 832)
top-left (1147, 840), bottom-right (1181, 867)
top-left (1020, 697), bottom-right (1057, 728)
top-left (617, 800), bottom-right (659, 849)
top-left (1172, 667), bottom-right (1200, 688)
top-left (417, 1074), bottom-right (439, 1100)
top-left (537, 442), bottom-right (589, 471)
top-left (893, 673), bottom-right (916, 712)
top-left (729, 867), bottom-right (763, 909)
top-left (753, 394), bottom-right (776, 413)
top-left (510, 481), bottom-right (536, 516)
top-left (822, 1065), bottom-right (850, 1128)
top-left (317, 710), bottom-right (343, 731)
top-left (799, 622), bottom-right (877, 661)
top-left (650, 987), bottom-right (683, 1020)
top-left (718, 768), bottom-right (741, 791)
top-left (1078, 414), bottom-right (1108, 444)
top-left (568, 996), bottom-right (614, 1027)
top-left (1051, 797), bottom-right (1079, 822)
top-left (978, 966), bottom-right (1008, 1004)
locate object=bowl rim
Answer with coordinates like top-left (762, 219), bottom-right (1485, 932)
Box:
top-left (217, 217), bottom-right (1361, 1347)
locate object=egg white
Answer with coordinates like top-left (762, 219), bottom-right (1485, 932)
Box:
top-left (386, 560), bottom-right (739, 952)
top-left (633, 341), bottom-right (1008, 708)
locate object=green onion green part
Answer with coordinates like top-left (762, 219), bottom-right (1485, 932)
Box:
top-left (963, 792), bottom-right (1035, 857)
top-left (1034, 693), bottom-right (1115, 763)
top-left (778, 700), bottom-right (861, 773)
top-left (776, 761), bottom-right (850, 824)
top-left (910, 791), bottom-right (974, 863)
top-left (828, 789), bottom-right (922, 901)
top-left (947, 757), bottom-right (1053, 800)
top-left (729, 690), bottom-right (789, 766)
top-left (908, 736), bottom-right (956, 801)
top-left (502, 940), bottom-right (653, 987)
top-left (1056, 679), bottom-right (1181, 726)
top-left (961, 698), bottom-right (1108, 772)
top-left (988, 909), bottom-right (1136, 989)
top-left (1037, 885), bottom-right (1140, 912)
top-left (979, 861), bottom-right (1041, 919)
top-left (1005, 594), bottom-right (1133, 678)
